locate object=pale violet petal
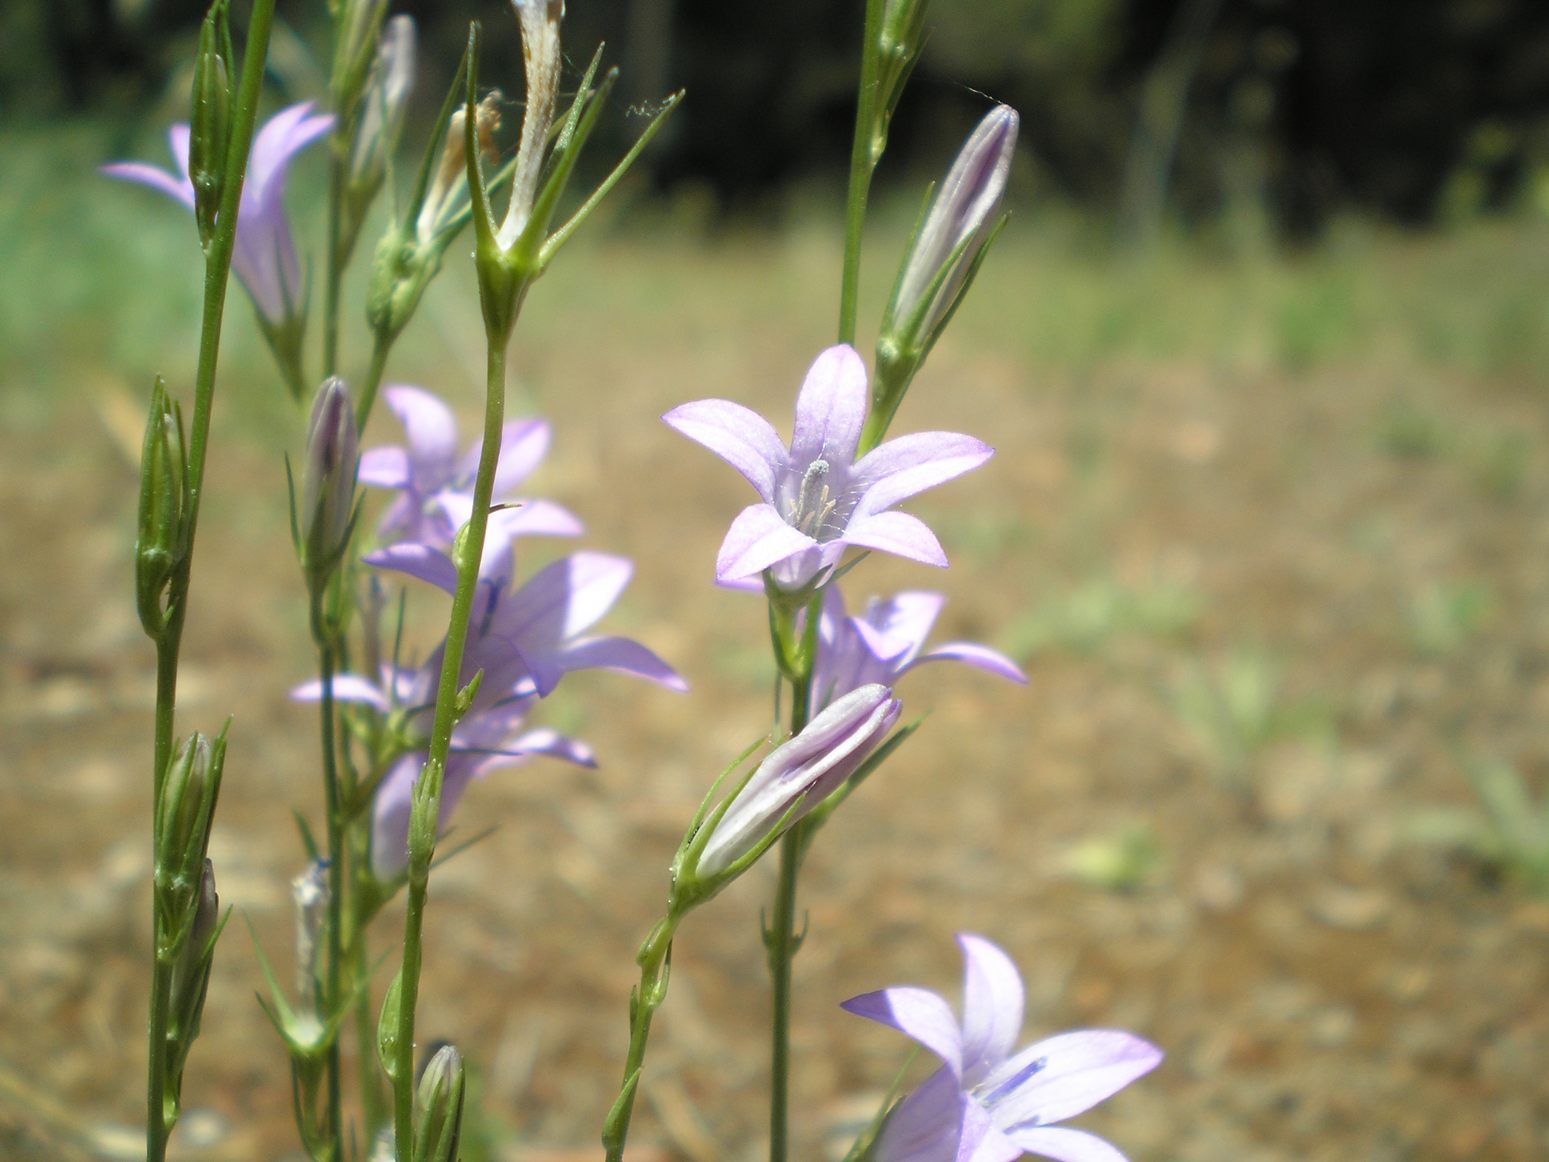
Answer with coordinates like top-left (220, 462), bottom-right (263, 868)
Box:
top-left (715, 503), bottom-right (818, 582)
top-left (498, 552), bottom-right (634, 645)
top-left (488, 498), bottom-right (584, 539)
top-left (662, 399), bottom-right (787, 502)
top-left (365, 542), bottom-right (459, 593)
top-left (843, 510), bottom-right (948, 567)
top-left (290, 674), bottom-right (390, 710)
top-left (964, 1123), bottom-right (1025, 1162)
top-left (871, 1068), bottom-right (974, 1162)
top-left (248, 103), bottom-right (333, 207)
top-left (863, 591), bottom-right (947, 661)
top-left (101, 161), bottom-right (195, 208)
top-left (489, 418), bottom-right (552, 494)
top-left (999, 1126), bottom-right (1131, 1162)
top-left (853, 432), bottom-right (994, 516)
top-left (358, 446), bottom-right (411, 488)
top-left (959, 934), bottom-right (1026, 1083)
top-left (383, 385), bottom-right (459, 480)
top-left (790, 345), bottom-right (868, 469)
top-left (505, 727), bottom-right (597, 767)
top-left (169, 124), bottom-right (192, 180)
top-left (557, 636), bottom-right (688, 690)
top-left (909, 642), bottom-right (1029, 685)
top-left (841, 986), bottom-right (966, 1075)
top-left (985, 1031), bottom-right (1162, 1130)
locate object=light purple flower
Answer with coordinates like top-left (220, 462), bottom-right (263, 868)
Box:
top-left (300, 549), bottom-right (684, 877)
top-left (843, 935), bottom-right (1162, 1162)
top-left (694, 683), bottom-right (900, 878)
top-left (662, 345), bottom-right (993, 591)
top-left (104, 102), bottom-right (333, 326)
top-left (358, 384), bottom-right (581, 551)
top-left (812, 587), bottom-right (1027, 713)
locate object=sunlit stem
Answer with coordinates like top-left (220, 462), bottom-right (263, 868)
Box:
top-left (145, 3), bottom-right (277, 1160)
top-left (764, 593), bottom-right (818, 1162)
top-left (837, 0), bottom-right (887, 347)
top-left (601, 915), bottom-right (678, 1162)
top-left (390, 324), bottom-right (512, 1161)
top-left (310, 591), bottom-right (346, 1162)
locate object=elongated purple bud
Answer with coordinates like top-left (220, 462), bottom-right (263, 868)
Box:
top-left (694, 684), bottom-right (901, 878)
top-left (300, 377), bottom-right (358, 580)
top-left (887, 105), bottom-right (1019, 348)
top-left (351, 15), bottom-right (416, 193)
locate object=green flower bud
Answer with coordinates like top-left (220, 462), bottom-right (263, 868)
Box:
top-left (156, 729), bottom-right (226, 961)
top-left (135, 378), bottom-right (188, 638)
top-left (411, 1043), bottom-right (465, 1162)
top-left (189, 3), bottom-right (232, 245)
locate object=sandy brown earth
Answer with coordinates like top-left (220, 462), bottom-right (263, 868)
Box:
top-left (2, 226), bottom-right (1548, 1162)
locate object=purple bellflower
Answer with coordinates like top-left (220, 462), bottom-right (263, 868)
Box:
top-left (301, 544), bottom-right (684, 877)
top-left (812, 587), bottom-right (1027, 713)
top-left (843, 934), bottom-right (1162, 1162)
top-left (358, 384), bottom-right (581, 551)
top-left (691, 683), bottom-right (900, 879)
top-left (662, 345), bottom-right (993, 592)
top-left (104, 102), bottom-right (333, 327)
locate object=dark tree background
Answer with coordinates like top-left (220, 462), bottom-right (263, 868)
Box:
top-left (6, 0), bottom-right (1549, 234)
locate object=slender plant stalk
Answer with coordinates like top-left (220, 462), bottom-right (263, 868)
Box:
top-left (391, 335), bottom-right (510, 1159)
top-left (765, 661), bottom-right (813, 1162)
top-left (837, 0), bottom-right (886, 348)
top-left (323, 144), bottom-right (348, 378)
top-left (313, 620), bottom-right (347, 1162)
top-left (144, 4), bottom-right (277, 1159)
top-left (354, 329), bottom-right (394, 433)
top-left (601, 917), bottom-right (676, 1162)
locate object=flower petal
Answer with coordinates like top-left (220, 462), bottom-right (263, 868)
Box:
top-left (489, 418), bottom-right (553, 495)
top-left (358, 445), bottom-right (411, 488)
top-left (843, 510), bottom-right (948, 567)
top-left (364, 542), bottom-right (459, 593)
top-left (871, 1067), bottom-right (977, 1162)
top-left (908, 642), bottom-right (1028, 685)
top-left (861, 590), bottom-right (947, 664)
top-left (958, 934), bottom-right (1025, 1083)
top-left (999, 1126), bottom-right (1132, 1162)
top-left (662, 398), bottom-right (788, 502)
top-left (557, 635), bottom-right (688, 691)
top-left (487, 498), bottom-right (584, 539)
top-left (790, 345), bottom-right (869, 469)
top-left (247, 102), bottom-right (334, 208)
top-left (101, 160), bottom-right (195, 207)
top-left (715, 503), bottom-right (818, 582)
top-left (382, 385), bottom-right (459, 481)
top-left (853, 432), bottom-right (994, 516)
top-left (290, 674), bottom-right (391, 710)
top-left (842, 986), bottom-right (965, 1075)
top-left (984, 1031), bottom-right (1162, 1130)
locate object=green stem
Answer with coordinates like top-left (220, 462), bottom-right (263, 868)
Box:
top-left (392, 335), bottom-right (510, 1160)
top-left (765, 660), bottom-right (813, 1162)
top-left (143, 3), bottom-right (276, 1158)
top-left (323, 144), bottom-right (348, 378)
top-left (314, 626), bottom-right (346, 1162)
top-left (354, 328), bottom-right (394, 433)
top-left (601, 917), bottom-right (677, 1162)
top-left (837, 0), bottom-right (886, 347)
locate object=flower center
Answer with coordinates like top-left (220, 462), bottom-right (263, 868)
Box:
top-left (786, 459), bottom-right (842, 540)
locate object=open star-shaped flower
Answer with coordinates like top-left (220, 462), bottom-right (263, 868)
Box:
top-left (662, 345), bottom-right (993, 591)
top-left (843, 934), bottom-right (1161, 1162)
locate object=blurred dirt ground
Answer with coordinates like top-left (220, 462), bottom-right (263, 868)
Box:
top-left (3, 209), bottom-right (1549, 1161)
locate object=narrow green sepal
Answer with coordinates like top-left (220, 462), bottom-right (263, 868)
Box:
top-left (452, 669), bottom-right (483, 718)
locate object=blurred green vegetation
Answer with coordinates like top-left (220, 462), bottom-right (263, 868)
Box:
top-left (6, 119), bottom-right (1549, 443)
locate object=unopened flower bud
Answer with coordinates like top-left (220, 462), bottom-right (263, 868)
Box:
top-left (301, 377), bottom-right (358, 581)
top-left (412, 1043), bottom-right (466, 1162)
top-left (189, 4), bottom-right (231, 244)
top-left (157, 731), bottom-right (226, 898)
top-left (886, 105), bottom-right (1018, 351)
top-left (334, 0), bottom-right (391, 113)
top-left (351, 16), bottom-right (416, 195)
top-left (690, 684), bottom-right (901, 881)
top-left (135, 378), bottom-right (188, 638)
top-left (170, 860), bottom-right (219, 1040)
